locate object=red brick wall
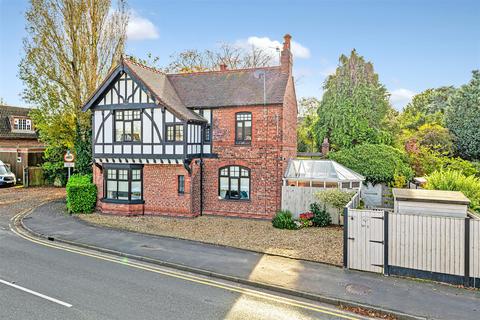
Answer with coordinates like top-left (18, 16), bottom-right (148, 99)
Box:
top-left (143, 164), bottom-right (192, 215)
top-left (93, 163), bottom-right (198, 217)
top-left (202, 102), bottom-right (290, 219)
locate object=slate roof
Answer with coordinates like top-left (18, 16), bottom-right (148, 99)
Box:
top-left (0, 105), bottom-right (38, 140)
top-left (83, 58), bottom-right (290, 122)
top-left (167, 67), bottom-right (289, 108)
top-left (123, 60), bottom-right (205, 122)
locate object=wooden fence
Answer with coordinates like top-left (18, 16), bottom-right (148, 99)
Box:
top-left (282, 186), bottom-right (359, 225)
top-left (344, 208), bottom-right (480, 287)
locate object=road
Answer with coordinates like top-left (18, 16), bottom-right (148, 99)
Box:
top-left (0, 188), bottom-right (365, 320)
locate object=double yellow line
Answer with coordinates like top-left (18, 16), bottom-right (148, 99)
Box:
top-left (10, 210), bottom-right (361, 320)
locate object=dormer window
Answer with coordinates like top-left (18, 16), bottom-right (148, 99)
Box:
top-left (12, 117), bottom-right (33, 132)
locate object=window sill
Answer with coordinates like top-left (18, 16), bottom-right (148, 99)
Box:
top-left (101, 198), bottom-right (145, 205)
top-left (234, 142), bottom-right (252, 146)
top-left (218, 198), bottom-right (251, 202)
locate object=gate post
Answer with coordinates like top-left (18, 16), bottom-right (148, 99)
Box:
top-left (384, 210), bottom-right (389, 276)
top-left (343, 207), bottom-right (348, 269)
top-left (464, 217), bottom-right (470, 287)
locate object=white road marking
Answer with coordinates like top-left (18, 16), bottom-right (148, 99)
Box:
top-left (0, 278), bottom-right (72, 308)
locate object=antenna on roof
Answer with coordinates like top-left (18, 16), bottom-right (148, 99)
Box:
top-left (253, 69), bottom-right (266, 105)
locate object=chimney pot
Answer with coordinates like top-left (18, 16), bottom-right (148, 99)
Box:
top-left (219, 63), bottom-right (228, 71)
top-left (283, 34), bottom-right (292, 50)
top-left (321, 138), bottom-right (330, 156)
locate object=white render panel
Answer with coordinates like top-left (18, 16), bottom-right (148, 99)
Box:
top-left (188, 124), bottom-right (192, 143)
top-left (203, 109), bottom-right (211, 123)
top-left (134, 86), bottom-right (141, 103)
top-left (114, 145), bottom-right (121, 154)
top-left (126, 79), bottom-right (133, 101)
top-left (104, 145), bottom-right (112, 154)
top-left (165, 110), bottom-right (174, 122)
top-left (153, 145), bottom-right (162, 154)
top-left (196, 125), bottom-right (201, 143)
top-left (94, 145), bottom-right (103, 153)
top-left (165, 145), bottom-right (173, 154)
top-left (187, 145), bottom-right (192, 153)
top-left (123, 145), bottom-right (131, 154)
top-left (143, 145), bottom-right (152, 154)
top-left (175, 145), bottom-right (184, 155)
top-left (143, 109), bottom-right (152, 143)
top-left (104, 113), bottom-right (113, 143)
top-left (204, 145), bottom-right (211, 153)
top-left (133, 145), bottom-right (141, 154)
top-left (153, 108), bottom-right (162, 143)
top-left (94, 111), bottom-right (103, 143)
top-left (111, 87), bottom-right (118, 104)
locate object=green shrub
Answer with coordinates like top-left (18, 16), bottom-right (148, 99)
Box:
top-left (310, 202), bottom-right (331, 227)
top-left (316, 189), bottom-right (355, 209)
top-left (66, 174), bottom-right (97, 214)
top-left (328, 144), bottom-right (414, 185)
top-left (272, 210), bottom-right (297, 230)
top-left (425, 170), bottom-right (480, 213)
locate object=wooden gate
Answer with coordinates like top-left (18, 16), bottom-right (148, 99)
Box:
top-left (346, 209), bottom-right (385, 273)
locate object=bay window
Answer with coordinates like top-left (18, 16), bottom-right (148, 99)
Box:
top-left (103, 165), bottom-right (143, 203)
top-left (166, 124), bottom-right (184, 142)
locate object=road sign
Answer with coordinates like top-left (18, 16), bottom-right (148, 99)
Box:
top-left (64, 162), bottom-right (75, 168)
top-left (64, 151), bottom-right (75, 162)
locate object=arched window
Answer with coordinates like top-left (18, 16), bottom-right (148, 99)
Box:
top-left (218, 166), bottom-right (250, 200)
top-left (235, 112), bottom-right (252, 144)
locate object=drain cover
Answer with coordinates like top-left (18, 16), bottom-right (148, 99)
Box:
top-left (345, 283), bottom-right (372, 295)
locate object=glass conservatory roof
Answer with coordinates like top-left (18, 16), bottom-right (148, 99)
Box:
top-left (284, 159), bottom-right (365, 182)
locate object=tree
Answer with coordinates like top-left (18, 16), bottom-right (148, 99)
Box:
top-left (130, 43), bottom-right (275, 73)
top-left (313, 50), bottom-right (393, 150)
top-left (20, 0), bottom-right (128, 181)
top-left (399, 87), bottom-right (455, 130)
top-left (0, 97), bottom-right (6, 105)
top-left (446, 70), bottom-right (480, 160)
top-left (297, 97), bottom-right (319, 152)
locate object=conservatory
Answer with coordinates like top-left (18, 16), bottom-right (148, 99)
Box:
top-left (283, 159), bottom-right (365, 190)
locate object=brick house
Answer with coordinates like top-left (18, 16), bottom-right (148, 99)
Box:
top-left (0, 105), bottom-right (45, 184)
top-left (83, 34), bottom-right (297, 218)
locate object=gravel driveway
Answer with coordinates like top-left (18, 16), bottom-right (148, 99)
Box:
top-left (0, 186), bottom-right (65, 226)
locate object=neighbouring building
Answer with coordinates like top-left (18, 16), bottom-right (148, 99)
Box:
top-left (0, 105), bottom-right (45, 184)
top-left (83, 34), bottom-right (297, 218)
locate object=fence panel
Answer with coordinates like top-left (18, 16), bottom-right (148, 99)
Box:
top-left (347, 209), bottom-right (384, 273)
top-left (281, 186), bottom-right (346, 224)
top-left (470, 219), bottom-right (480, 281)
top-left (389, 213), bottom-right (465, 276)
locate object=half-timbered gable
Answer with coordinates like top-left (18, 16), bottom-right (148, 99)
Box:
top-left (83, 59), bottom-right (208, 164)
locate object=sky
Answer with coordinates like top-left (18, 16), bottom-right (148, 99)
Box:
top-left (0, 0), bottom-right (479, 110)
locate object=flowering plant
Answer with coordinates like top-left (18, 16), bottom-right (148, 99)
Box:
top-left (299, 212), bottom-right (314, 220)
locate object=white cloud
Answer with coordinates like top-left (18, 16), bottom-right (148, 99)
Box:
top-left (127, 11), bottom-right (159, 41)
top-left (390, 88), bottom-right (415, 110)
top-left (319, 66), bottom-right (337, 77)
top-left (235, 36), bottom-right (311, 61)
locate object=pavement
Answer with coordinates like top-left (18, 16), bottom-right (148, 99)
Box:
top-left (0, 189), bottom-right (365, 320)
top-left (19, 200), bottom-right (480, 320)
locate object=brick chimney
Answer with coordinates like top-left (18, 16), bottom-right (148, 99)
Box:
top-left (321, 138), bottom-right (330, 156)
top-left (219, 63), bottom-right (228, 71)
top-left (280, 34), bottom-right (293, 74)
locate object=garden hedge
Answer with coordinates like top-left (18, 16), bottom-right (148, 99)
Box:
top-left (328, 144), bottom-right (414, 185)
top-left (66, 174), bottom-right (97, 214)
